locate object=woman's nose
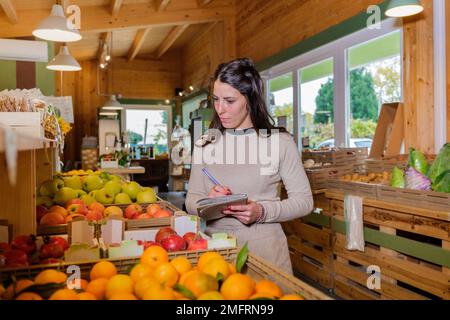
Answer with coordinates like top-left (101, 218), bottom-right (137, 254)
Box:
top-left (215, 100), bottom-right (226, 114)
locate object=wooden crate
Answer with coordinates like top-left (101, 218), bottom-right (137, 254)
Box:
top-left (305, 164), bottom-right (353, 191)
top-left (282, 213), bottom-right (334, 290)
top-left (302, 147), bottom-right (368, 167)
top-left (0, 247), bottom-right (333, 300)
top-left (365, 154), bottom-right (435, 173)
top-left (327, 179), bottom-right (378, 199)
top-left (328, 191), bottom-right (450, 300)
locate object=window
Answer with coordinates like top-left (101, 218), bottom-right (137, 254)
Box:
top-left (182, 93), bottom-right (207, 130)
top-left (269, 73), bottom-right (294, 134)
top-left (124, 106), bottom-right (171, 155)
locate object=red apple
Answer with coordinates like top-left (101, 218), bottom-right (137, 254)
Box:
top-left (153, 209), bottom-right (173, 218)
top-left (67, 203), bottom-right (89, 216)
top-left (147, 204), bottom-right (162, 216)
top-left (160, 234), bottom-right (186, 252)
top-left (86, 210), bottom-right (103, 222)
top-left (65, 214), bottom-right (85, 223)
top-left (125, 204), bottom-right (143, 219)
top-left (40, 212), bottom-right (66, 226)
top-left (11, 235), bottom-right (37, 255)
top-left (36, 205), bottom-right (49, 223)
top-left (137, 213), bottom-right (153, 219)
top-left (155, 227), bottom-right (177, 244)
top-left (89, 202), bottom-right (105, 214)
top-left (65, 199), bottom-right (85, 209)
top-left (4, 249), bottom-right (28, 267)
top-left (182, 232), bottom-right (197, 245)
top-left (49, 236), bottom-right (69, 251)
top-left (187, 238), bottom-right (208, 251)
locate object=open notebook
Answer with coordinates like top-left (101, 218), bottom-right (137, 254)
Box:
top-left (196, 194), bottom-right (248, 221)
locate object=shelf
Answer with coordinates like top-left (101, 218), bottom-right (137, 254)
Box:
top-left (101, 166), bottom-right (145, 174)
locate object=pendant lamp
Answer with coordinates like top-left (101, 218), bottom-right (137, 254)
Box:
top-left (46, 45), bottom-right (81, 71)
top-left (385, 0), bottom-right (424, 18)
top-left (33, 4), bottom-right (82, 42)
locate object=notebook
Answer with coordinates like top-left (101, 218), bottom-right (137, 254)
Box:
top-left (196, 194), bottom-right (248, 221)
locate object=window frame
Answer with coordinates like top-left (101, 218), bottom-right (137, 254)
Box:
top-left (261, 18), bottom-right (403, 148)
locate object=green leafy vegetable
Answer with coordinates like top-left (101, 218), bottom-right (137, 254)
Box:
top-left (408, 147), bottom-right (429, 176)
top-left (390, 167), bottom-right (405, 188)
top-left (431, 170), bottom-right (450, 193)
top-left (428, 143), bottom-right (450, 183)
top-left (236, 242), bottom-right (249, 273)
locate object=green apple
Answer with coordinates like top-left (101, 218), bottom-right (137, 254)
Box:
top-left (76, 189), bottom-right (87, 198)
top-left (39, 180), bottom-right (58, 197)
top-left (80, 194), bottom-right (96, 206)
top-left (140, 187), bottom-right (152, 192)
top-left (136, 189), bottom-right (157, 204)
top-left (114, 193), bottom-right (132, 205)
top-left (104, 180), bottom-right (122, 196)
top-left (110, 175), bottom-right (123, 184)
top-left (82, 175), bottom-right (104, 192)
top-left (37, 196), bottom-right (53, 208)
top-left (95, 188), bottom-right (115, 205)
top-left (64, 176), bottom-right (83, 190)
top-left (53, 187), bottom-right (78, 206)
top-left (122, 181), bottom-right (141, 201)
top-left (88, 190), bottom-right (98, 198)
top-left (53, 177), bottom-right (64, 190)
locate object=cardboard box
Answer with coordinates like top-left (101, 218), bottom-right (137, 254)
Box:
top-left (108, 240), bottom-right (144, 259)
top-left (0, 112), bottom-right (44, 138)
top-left (207, 233), bottom-right (237, 250)
top-left (101, 159), bottom-right (119, 168)
top-left (173, 215), bottom-right (205, 236)
top-left (64, 243), bottom-right (101, 262)
top-left (124, 228), bottom-right (160, 242)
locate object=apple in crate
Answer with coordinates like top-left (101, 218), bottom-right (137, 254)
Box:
top-left (183, 232), bottom-right (197, 245)
top-left (40, 212), bottom-right (66, 226)
top-left (49, 205), bottom-right (68, 217)
top-left (137, 213), bottom-right (153, 219)
top-left (67, 203), bottom-right (89, 216)
top-left (155, 227), bottom-right (177, 244)
top-left (125, 204), bottom-right (143, 219)
top-left (86, 210), bottom-right (103, 221)
top-left (65, 199), bottom-right (85, 208)
top-left (89, 202), bottom-right (105, 214)
top-left (66, 214), bottom-right (85, 223)
top-left (153, 209), bottom-right (173, 218)
top-left (103, 206), bottom-right (123, 218)
top-left (160, 234), bottom-right (186, 252)
top-left (147, 203), bottom-right (162, 216)
top-left (187, 237), bottom-right (208, 251)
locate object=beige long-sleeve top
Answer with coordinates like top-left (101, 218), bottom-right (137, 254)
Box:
top-left (185, 129), bottom-right (313, 273)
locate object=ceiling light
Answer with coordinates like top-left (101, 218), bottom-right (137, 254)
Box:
top-left (33, 4), bottom-right (82, 42)
top-left (100, 63), bottom-right (106, 69)
top-left (102, 94), bottom-right (123, 110)
top-left (189, 85), bottom-right (194, 91)
top-left (165, 99), bottom-right (170, 104)
top-left (178, 91), bottom-right (184, 97)
top-left (46, 45), bottom-right (81, 71)
top-left (105, 55), bottom-right (111, 61)
top-left (385, 0), bottom-right (424, 17)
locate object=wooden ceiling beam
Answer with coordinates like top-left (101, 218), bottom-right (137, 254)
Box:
top-left (153, 0), bottom-right (171, 12)
top-left (0, 4), bottom-right (233, 38)
top-left (111, 0), bottom-right (123, 17)
top-left (156, 24), bottom-right (189, 58)
top-left (0, 0), bottom-right (18, 24)
top-left (128, 28), bottom-right (151, 61)
top-left (197, 0), bottom-right (213, 7)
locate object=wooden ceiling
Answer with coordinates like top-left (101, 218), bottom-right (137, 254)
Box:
top-left (0, 0), bottom-right (234, 60)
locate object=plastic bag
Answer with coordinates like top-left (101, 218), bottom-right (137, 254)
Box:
top-left (344, 195), bottom-right (365, 252)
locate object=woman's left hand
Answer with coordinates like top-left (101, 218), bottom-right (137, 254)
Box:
top-left (222, 200), bottom-right (264, 225)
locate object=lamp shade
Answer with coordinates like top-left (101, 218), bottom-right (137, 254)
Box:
top-left (47, 45), bottom-right (81, 71)
top-left (102, 95), bottom-right (123, 110)
top-left (32, 4), bottom-right (82, 42)
top-left (385, 0), bottom-right (424, 17)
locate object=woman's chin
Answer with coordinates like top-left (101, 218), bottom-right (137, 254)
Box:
top-left (221, 123), bottom-right (234, 129)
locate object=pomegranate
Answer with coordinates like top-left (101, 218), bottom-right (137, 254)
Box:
top-left (49, 236), bottom-right (69, 251)
top-left (40, 242), bottom-right (65, 259)
top-left (11, 235), bottom-right (37, 255)
top-left (0, 242), bottom-right (11, 254)
top-left (4, 249), bottom-right (28, 267)
top-left (155, 227), bottom-right (177, 244)
top-left (182, 232), bottom-right (197, 245)
top-left (160, 234), bottom-right (186, 252)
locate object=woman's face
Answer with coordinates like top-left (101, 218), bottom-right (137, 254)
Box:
top-left (213, 80), bottom-right (253, 129)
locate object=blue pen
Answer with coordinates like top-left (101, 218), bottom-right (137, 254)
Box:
top-left (201, 168), bottom-right (223, 187)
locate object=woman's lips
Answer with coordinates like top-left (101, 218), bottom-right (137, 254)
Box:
top-left (220, 118), bottom-right (230, 122)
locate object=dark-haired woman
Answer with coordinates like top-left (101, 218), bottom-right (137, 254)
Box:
top-left (185, 58), bottom-right (313, 274)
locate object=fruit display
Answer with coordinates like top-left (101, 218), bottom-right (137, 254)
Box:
top-left (0, 235), bottom-right (69, 268)
top-left (303, 159), bottom-right (332, 169)
top-left (152, 228), bottom-right (207, 252)
top-left (0, 246), bottom-right (306, 301)
top-left (340, 172), bottom-right (391, 184)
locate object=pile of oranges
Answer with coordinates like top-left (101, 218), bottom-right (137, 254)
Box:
top-left (0, 247), bottom-right (304, 300)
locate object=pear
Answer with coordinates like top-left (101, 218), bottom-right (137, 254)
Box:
top-left (121, 181), bottom-right (141, 201)
top-left (95, 188), bottom-right (115, 205)
top-left (37, 196), bottom-right (53, 208)
top-left (80, 194), bottom-right (96, 206)
top-left (53, 187), bottom-right (78, 206)
top-left (104, 180), bottom-right (122, 196)
top-left (114, 193), bottom-right (132, 205)
top-left (63, 176), bottom-right (83, 190)
top-left (136, 188), bottom-right (157, 204)
top-left (39, 180), bottom-right (58, 197)
top-left (82, 175), bottom-right (104, 192)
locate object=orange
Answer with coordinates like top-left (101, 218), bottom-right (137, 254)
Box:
top-left (183, 272), bottom-right (218, 298)
top-left (170, 256), bottom-right (192, 275)
top-left (197, 252), bottom-right (223, 271)
top-left (4, 279), bottom-right (34, 300)
top-left (105, 275), bottom-right (134, 299)
top-left (35, 269), bottom-right (67, 285)
top-left (179, 270), bottom-right (201, 286)
top-left (228, 263), bottom-right (236, 274)
top-left (134, 277), bottom-right (160, 299)
top-left (15, 292), bottom-right (43, 300)
top-left (49, 289), bottom-right (80, 300)
top-left (141, 246), bottom-right (169, 269)
top-left (202, 257), bottom-right (230, 280)
top-left (153, 262), bottom-right (179, 288)
top-left (198, 291), bottom-right (224, 300)
top-left (78, 292), bottom-right (97, 300)
top-left (220, 274), bottom-right (255, 300)
top-left (86, 278), bottom-right (108, 300)
top-left (142, 283), bottom-right (175, 300)
top-left (255, 280), bottom-right (283, 298)
top-left (90, 261), bottom-right (117, 281)
top-left (130, 263), bottom-right (154, 283)
top-left (67, 278), bottom-right (88, 291)
top-left (279, 294), bottom-right (305, 300)
top-left (108, 293), bottom-right (138, 300)
top-left (249, 292), bottom-right (276, 300)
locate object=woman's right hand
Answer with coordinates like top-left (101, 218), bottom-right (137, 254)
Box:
top-left (208, 185), bottom-right (232, 198)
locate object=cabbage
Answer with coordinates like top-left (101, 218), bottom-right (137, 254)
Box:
top-left (428, 143), bottom-right (450, 183)
top-left (390, 167), bottom-right (405, 188)
top-left (405, 167), bottom-right (431, 191)
top-left (432, 170), bottom-right (450, 193)
top-left (408, 147), bottom-right (429, 176)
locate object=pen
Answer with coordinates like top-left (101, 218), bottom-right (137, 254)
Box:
top-left (201, 167), bottom-right (223, 187)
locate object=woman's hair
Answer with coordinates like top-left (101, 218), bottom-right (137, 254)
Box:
top-left (209, 58), bottom-right (286, 136)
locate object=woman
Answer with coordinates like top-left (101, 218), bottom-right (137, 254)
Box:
top-left (185, 58), bottom-right (313, 274)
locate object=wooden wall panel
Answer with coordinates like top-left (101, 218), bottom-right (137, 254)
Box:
top-left (403, 0), bottom-right (435, 153)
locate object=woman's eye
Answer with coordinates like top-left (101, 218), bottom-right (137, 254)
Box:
top-left (226, 100), bottom-right (235, 104)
